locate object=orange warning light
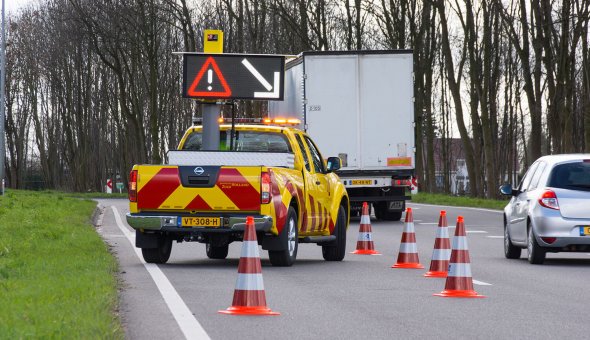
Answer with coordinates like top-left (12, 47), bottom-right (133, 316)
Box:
top-left (262, 117), bottom-right (301, 126)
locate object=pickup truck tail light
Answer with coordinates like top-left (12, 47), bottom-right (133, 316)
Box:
top-left (539, 189), bottom-right (559, 210)
top-left (129, 170), bottom-right (138, 202)
top-left (261, 172), bottom-right (271, 204)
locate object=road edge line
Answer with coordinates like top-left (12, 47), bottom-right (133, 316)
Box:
top-left (111, 206), bottom-right (211, 340)
top-left (409, 202), bottom-right (503, 214)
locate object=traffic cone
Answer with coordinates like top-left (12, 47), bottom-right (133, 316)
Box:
top-left (392, 207), bottom-right (424, 269)
top-left (351, 202), bottom-right (381, 255)
top-left (424, 210), bottom-right (451, 278)
top-left (434, 216), bottom-right (485, 298)
top-left (219, 216), bottom-right (280, 315)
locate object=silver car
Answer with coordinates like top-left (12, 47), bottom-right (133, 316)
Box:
top-left (500, 154), bottom-right (590, 264)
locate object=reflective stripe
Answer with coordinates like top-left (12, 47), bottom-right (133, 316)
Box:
top-left (357, 232), bottom-right (373, 241)
top-left (452, 236), bottom-right (469, 250)
top-left (240, 241), bottom-right (261, 258)
top-left (432, 249), bottom-right (451, 260)
top-left (448, 263), bottom-right (472, 277)
top-left (436, 228), bottom-right (450, 238)
top-left (360, 215), bottom-right (371, 224)
top-left (235, 273), bottom-right (265, 290)
top-left (404, 222), bottom-right (415, 233)
top-left (399, 242), bottom-right (417, 253)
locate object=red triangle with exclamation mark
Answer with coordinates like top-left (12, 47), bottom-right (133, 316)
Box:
top-left (187, 56), bottom-right (232, 97)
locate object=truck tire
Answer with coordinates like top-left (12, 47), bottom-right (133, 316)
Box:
top-left (322, 205), bottom-right (347, 261)
top-left (206, 243), bottom-right (229, 259)
top-left (374, 202), bottom-right (403, 221)
top-left (141, 235), bottom-right (173, 264)
top-left (269, 207), bottom-right (298, 267)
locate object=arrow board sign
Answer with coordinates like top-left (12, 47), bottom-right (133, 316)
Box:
top-left (182, 54), bottom-right (285, 100)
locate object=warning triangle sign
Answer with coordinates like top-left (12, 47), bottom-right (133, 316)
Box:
top-left (187, 56), bottom-right (232, 97)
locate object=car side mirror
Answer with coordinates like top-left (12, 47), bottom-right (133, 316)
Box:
top-left (500, 184), bottom-right (518, 196)
top-left (326, 157), bottom-right (342, 172)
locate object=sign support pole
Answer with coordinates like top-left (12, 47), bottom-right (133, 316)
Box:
top-left (201, 104), bottom-right (221, 150)
top-left (0, 0), bottom-right (6, 195)
top-left (200, 29), bottom-right (223, 151)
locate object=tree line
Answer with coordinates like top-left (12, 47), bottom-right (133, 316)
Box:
top-left (4, 0), bottom-right (590, 197)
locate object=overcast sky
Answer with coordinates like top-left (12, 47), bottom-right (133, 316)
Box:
top-left (4, 0), bottom-right (33, 16)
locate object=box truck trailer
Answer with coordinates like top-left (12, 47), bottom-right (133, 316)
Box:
top-left (268, 50), bottom-right (415, 221)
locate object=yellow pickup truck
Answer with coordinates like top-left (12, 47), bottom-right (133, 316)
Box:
top-left (126, 123), bottom-right (349, 266)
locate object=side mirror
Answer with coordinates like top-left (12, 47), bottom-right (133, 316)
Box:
top-left (500, 184), bottom-right (518, 196)
top-left (326, 157), bottom-right (342, 172)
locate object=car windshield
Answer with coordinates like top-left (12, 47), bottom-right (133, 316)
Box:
top-left (547, 161), bottom-right (590, 191)
top-left (182, 130), bottom-right (292, 152)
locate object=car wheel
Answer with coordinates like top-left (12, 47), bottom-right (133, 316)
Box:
top-left (374, 202), bottom-right (403, 221)
top-left (206, 243), bottom-right (229, 259)
top-left (269, 206), bottom-right (298, 266)
top-left (322, 205), bottom-right (347, 261)
top-left (527, 225), bottom-right (546, 265)
top-left (504, 219), bottom-right (521, 259)
top-left (141, 234), bottom-right (173, 264)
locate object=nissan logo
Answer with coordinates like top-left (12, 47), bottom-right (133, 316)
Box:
top-left (194, 167), bottom-right (205, 175)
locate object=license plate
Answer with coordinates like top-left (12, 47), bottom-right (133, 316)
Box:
top-left (580, 226), bottom-right (590, 236)
top-left (388, 201), bottom-right (403, 210)
top-left (351, 180), bottom-right (373, 185)
top-left (181, 217), bottom-right (221, 228)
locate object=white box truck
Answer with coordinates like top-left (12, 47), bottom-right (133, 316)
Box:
top-left (269, 51), bottom-right (415, 220)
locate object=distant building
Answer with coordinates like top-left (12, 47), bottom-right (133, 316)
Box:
top-left (429, 138), bottom-right (519, 195)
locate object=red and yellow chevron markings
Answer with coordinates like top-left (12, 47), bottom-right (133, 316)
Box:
top-left (137, 166), bottom-right (260, 211)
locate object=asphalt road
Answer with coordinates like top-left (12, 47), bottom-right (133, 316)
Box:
top-left (96, 199), bottom-right (590, 340)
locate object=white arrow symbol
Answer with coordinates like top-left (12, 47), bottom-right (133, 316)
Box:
top-left (241, 58), bottom-right (280, 98)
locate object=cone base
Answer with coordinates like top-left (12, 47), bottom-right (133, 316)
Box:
top-left (433, 289), bottom-right (486, 298)
top-left (218, 306), bottom-right (280, 315)
top-left (424, 271), bottom-right (447, 278)
top-left (351, 249), bottom-right (382, 255)
top-left (391, 262), bottom-right (424, 269)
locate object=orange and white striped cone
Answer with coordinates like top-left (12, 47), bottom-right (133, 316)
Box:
top-left (219, 216), bottom-right (280, 315)
top-left (424, 210), bottom-right (451, 278)
top-left (392, 207), bottom-right (424, 269)
top-left (351, 202), bottom-right (381, 255)
top-left (434, 216), bottom-right (485, 298)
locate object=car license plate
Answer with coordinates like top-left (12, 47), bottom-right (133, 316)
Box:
top-left (389, 201), bottom-right (403, 210)
top-left (351, 179), bottom-right (373, 185)
top-left (181, 217), bottom-right (221, 228)
top-left (580, 226), bottom-right (590, 236)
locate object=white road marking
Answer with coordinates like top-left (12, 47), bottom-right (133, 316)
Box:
top-left (408, 203), bottom-right (502, 214)
top-left (111, 206), bottom-right (211, 340)
top-left (473, 280), bottom-right (493, 286)
top-left (487, 236), bottom-right (504, 239)
top-left (418, 222), bottom-right (439, 225)
top-left (466, 231), bottom-right (488, 234)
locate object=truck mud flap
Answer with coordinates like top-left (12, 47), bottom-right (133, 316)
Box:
top-left (261, 234), bottom-right (283, 251)
top-left (136, 230), bottom-right (160, 248)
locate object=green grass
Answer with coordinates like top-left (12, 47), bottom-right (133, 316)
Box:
top-left (0, 190), bottom-right (123, 339)
top-left (410, 192), bottom-right (508, 210)
top-left (41, 190), bottom-right (128, 199)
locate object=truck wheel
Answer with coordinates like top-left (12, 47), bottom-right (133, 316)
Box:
top-left (375, 202), bottom-right (403, 221)
top-left (206, 243), bottom-right (229, 259)
top-left (322, 205), bottom-right (347, 261)
top-left (269, 207), bottom-right (298, 267)
top-left (141, 235), bottom-right (173, 264)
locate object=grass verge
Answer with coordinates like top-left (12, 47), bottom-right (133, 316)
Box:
top-left (0, 190), bottom-right (123, 339)
top-left (410, 192), bottom-right (508, 210)
top-left (41, 190), bottom-right (128, 199)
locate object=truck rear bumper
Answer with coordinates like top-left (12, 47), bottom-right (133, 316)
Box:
top-left (125, 213), bottom-right (273, 233)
